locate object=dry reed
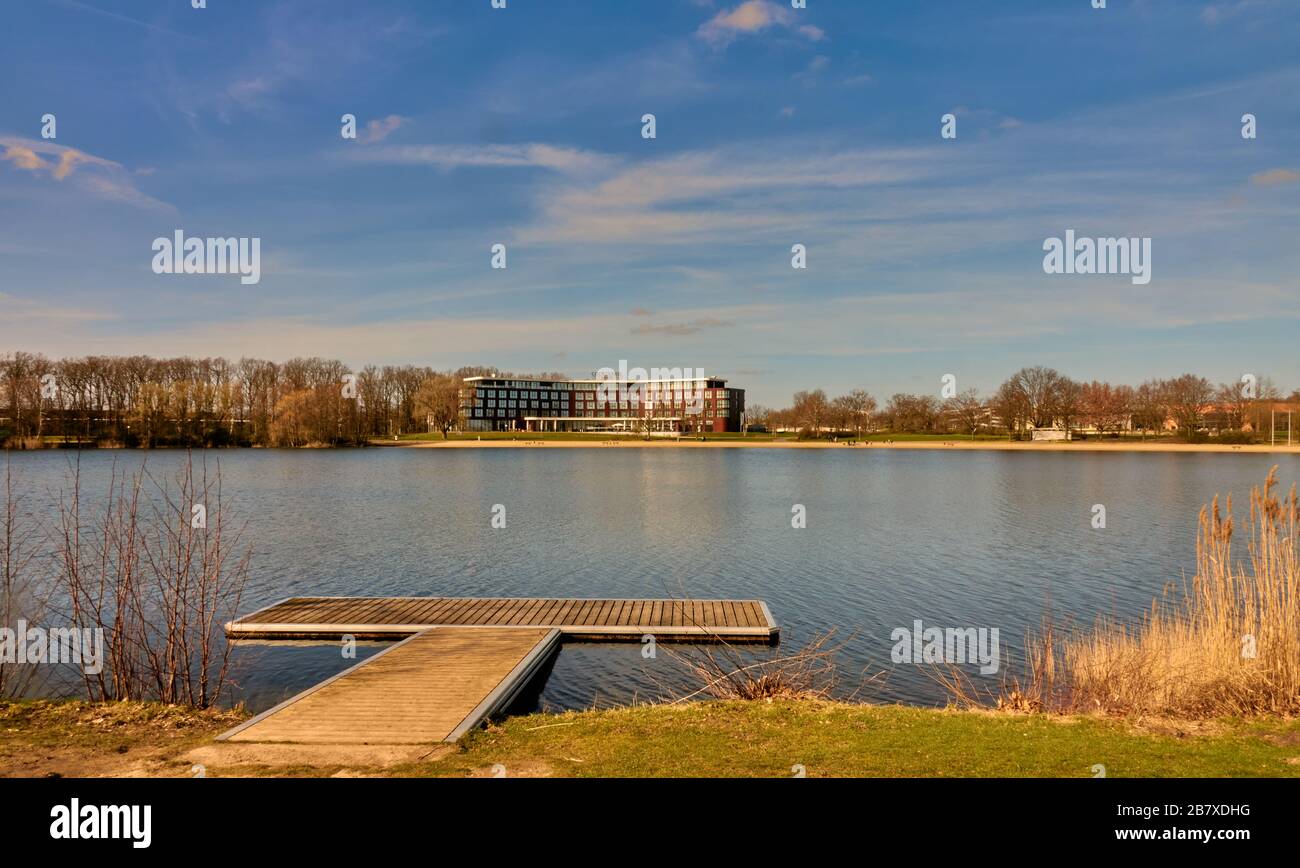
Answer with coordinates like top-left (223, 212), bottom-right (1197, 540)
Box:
top-left (665, 630), bottom-right (848, 702)
top-left (976, 468), bottom-right (1300, 717)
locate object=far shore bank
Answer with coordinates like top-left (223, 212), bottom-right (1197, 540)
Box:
top-left (373, 437), bottom-right (1300, 454)
top-left (11, 437), bottom-right (1298, 455)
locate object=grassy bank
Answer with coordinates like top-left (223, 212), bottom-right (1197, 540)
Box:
top-left (0, 700), bottom-right (245, 777)
top-left (426, 701), bottom-right (1300, 778)
top-left (4, 698), bottom-right (1298, 778)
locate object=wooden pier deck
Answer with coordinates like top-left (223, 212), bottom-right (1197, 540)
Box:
top-left (218, 627), bottom-right (560, 744)
top-left (226, 596), bottom-right (779, 643)
top-left (219, 595), bottom-right (779, 745)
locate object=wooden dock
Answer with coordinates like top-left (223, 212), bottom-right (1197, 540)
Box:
top-left (218, 627), bottom-right (560, 744)
top-left (219, 595), bottom-right (779, 745)
top-left (226, 596), bottom-right (779, 643)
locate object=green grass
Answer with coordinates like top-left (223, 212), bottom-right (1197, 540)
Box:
top-left (406, 701), bottom-right (1300, 778)
top-left (4, 698), bottom-right (1298, 777)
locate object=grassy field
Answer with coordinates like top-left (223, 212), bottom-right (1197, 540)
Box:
top-left (4, 698), bottom-right (1298, 778)
top-left (417, 701), bottom-right (1300, 778)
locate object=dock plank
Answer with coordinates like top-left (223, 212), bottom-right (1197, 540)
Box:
top-left (219, 627), bottom-right (559, 745)
top-left (227, 596), bottom-right (779, 643)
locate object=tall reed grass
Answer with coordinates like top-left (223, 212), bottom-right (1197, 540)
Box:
top-left (985, 468), bottom-right (1300, 717)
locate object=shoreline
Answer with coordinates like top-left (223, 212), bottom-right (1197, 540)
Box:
top-left (373, 438), bottom-right (1300, 454)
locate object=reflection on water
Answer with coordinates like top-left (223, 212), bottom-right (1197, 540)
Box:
top-left (8, 448), bottom-right (1298, 713)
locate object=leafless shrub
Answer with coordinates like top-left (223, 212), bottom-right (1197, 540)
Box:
top-left (665, 630), bottom-right (848, 703)
top-left (0, 457), bottom-right (47, 698)
top-left (53, 451), bottom-right (249, 708)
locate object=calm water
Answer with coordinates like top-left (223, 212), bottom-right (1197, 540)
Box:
top-left (8, 448), bottom-right (1299, 713)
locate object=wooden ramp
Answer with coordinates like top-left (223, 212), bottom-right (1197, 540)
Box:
top-left (218, 627), bottom-right (559, 745)
top-left (226, 596), bottom-right (779, 644)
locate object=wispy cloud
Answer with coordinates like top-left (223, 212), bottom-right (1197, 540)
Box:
top-left (161, 3), bottom-right (437, 124)
top-left (515, 145), bottom-right (937, 245)
top-left (52, 0), bottom-right (194, 40)
top-left (631, 317), bottom-right (733, 336)
top-left (1201, 0), bottom-right (1280, 26)
top-left (0, 292), bottom-right (114, 325)
top-left (358, 114), bottom-right (408, 144)
top-left (349, 142), bottom-right (615, 174)
top-left (2, 139), bottom-right (113, 179)
top-left (0, 136), bottom-right (172, 211)
top-left (1250, 167), bottom-right (1300, 186)
top-left (697, 0), bottom-right (825, 46)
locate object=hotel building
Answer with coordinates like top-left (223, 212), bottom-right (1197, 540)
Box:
top-left (460, 375), bottom-right (746, 433)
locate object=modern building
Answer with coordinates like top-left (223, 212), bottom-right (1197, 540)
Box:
top-left (459, 375), bottom-right (745, 434)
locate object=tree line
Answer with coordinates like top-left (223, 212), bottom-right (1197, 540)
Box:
top-left (0, 352), bottom-right (506, 447)
top-left (749, 366), bottom-right (1299, 441)
top-left (5, 354), bottom-right (1297, 446)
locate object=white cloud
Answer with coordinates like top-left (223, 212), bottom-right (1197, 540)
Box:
top-left (515, 145), bottom-right (938, 245)
top-left (358, 114), bottom-right (408, 144)
top-left (349, 142), bottom-right (615, 175)
top-left (1250, 167), bottom-right (1300, 186)
top-left (697, 0), bottom-right (825, 46)
top-left (0, 135), bottom-right (172, 211)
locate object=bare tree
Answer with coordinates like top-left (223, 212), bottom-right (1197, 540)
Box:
top-left (990, 380), bottom-right (1028, 439)
top-left (1162, 373), bottom-right (1214, 438)
top-left (791, 390), bottom-right (830, 436)
top-left (1214, 380), bottom-right (1251, 431)
top-left (414, 374), bottom-right (464, 437)
top-left (1002, 366), bottom-right (1071, 429)
top-left (1079, 381), bottom-right (1134, 436)
top-left (944, 389), bottom-right (986, 436)
top-left (883, 393), bottom-right (941, 433)
top-left (835, 389), bottom-right (877, 439)
top-left (0, 458), bottom-right (45, 698)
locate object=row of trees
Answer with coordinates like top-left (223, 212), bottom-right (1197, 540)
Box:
top-left (754, 367), bottom-right (1298, 440)
top-left (0, 352), bottom-right (483, 447)
top-left (6, 353), bottom-right (1296, 446)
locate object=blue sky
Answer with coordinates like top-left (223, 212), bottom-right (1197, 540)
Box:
top-left (1, 0), bottom-right (1298, 406)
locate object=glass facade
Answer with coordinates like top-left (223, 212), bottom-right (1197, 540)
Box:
top-left (458, 377), bottom-right (745, 433)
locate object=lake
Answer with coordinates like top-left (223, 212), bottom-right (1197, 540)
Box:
top-left (7, 447), bottom-right (1298, 713)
